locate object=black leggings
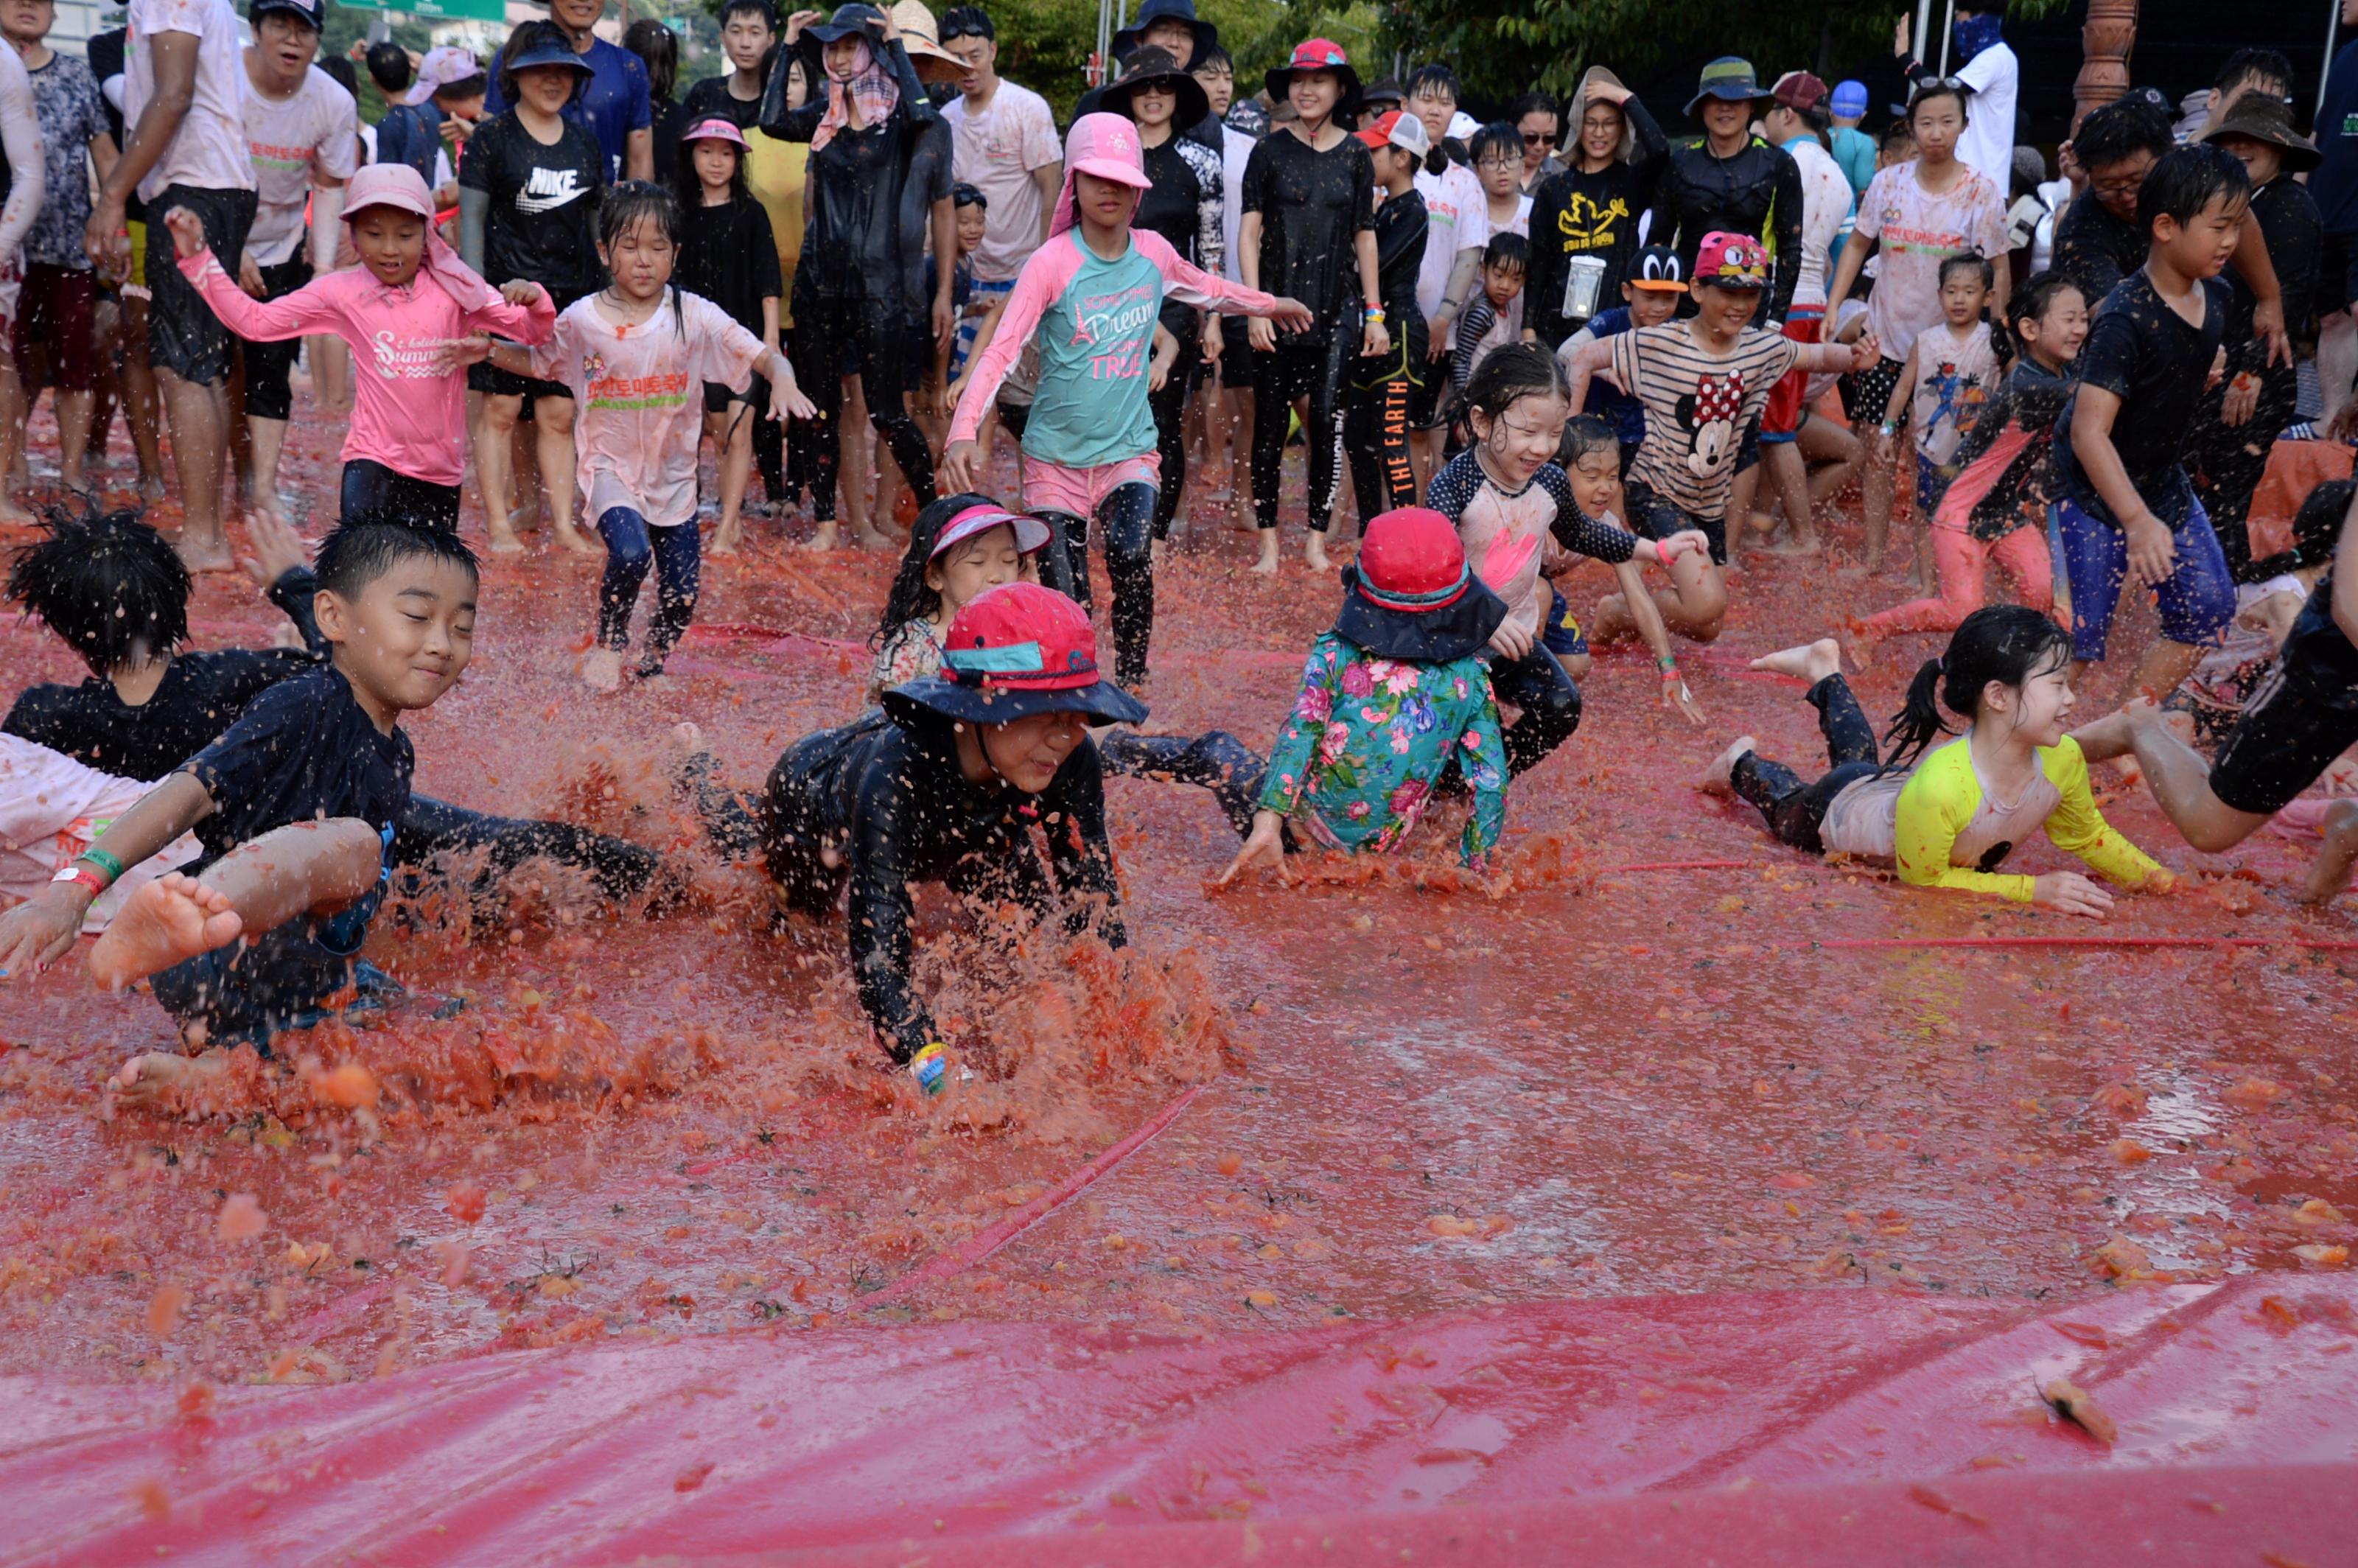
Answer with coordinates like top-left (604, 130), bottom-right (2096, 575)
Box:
top-left (1148, 307), bottom-right (1200, 540)
top-left (1345, 363), bottom-right (1419, 534)
top-left (1488, 645), bottom-right (1584, 777)
top-left (340, 458), bottom-right (462, 531)
top-left (797, 295), bottom-right (936, 523)
top-left (1037, 481), bottom-right (1159, 689)
top-left (1730, 674), bottom-right (1884, 853)
top-left (1096, 729), bottom-right (1264, 837)
top-left (1252, 329), bottom-right (1354, 533)
top-left (391, 794), bottom-right (664, 903)
top-left (2191, 361), bottom-right (2299, 581)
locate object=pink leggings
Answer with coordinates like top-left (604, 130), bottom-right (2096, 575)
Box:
top-left (1866, 522), bottom-right (2053, 635)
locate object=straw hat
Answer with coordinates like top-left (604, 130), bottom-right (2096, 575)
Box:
top-left (888, 0), bottom-right (964, 86)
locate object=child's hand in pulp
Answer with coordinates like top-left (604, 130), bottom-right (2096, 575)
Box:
top-left (500, 280), bottom-right (548, 309)
top-left (2033, 870), bottom-right (2116, 917)
top-left (1662, 671), bottom-right (1706, 725)
top-left (940, 439), bottom-right (980, 493)
top-left (161, 206), bottom-right (209, 262)
top-left (0, 889), bottom-right (91, 979)
top-left (1216, 811), bottom-right (1287, 886)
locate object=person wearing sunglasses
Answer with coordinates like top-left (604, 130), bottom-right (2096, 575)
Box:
top-left (1508, 89), bottom-right (1561, 195)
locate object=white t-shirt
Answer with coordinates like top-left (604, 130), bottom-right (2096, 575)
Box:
top-left (529, 290), bottom-right (768, 528)
top-left (0, 736), bottom-right (198, 931)
top-left (124, 0), bottom-right (252, 203)
top-left (1219, 125), bottom-right (1252, 286)
top-left (243, 63), bottom-right (358, 266)
top-left (1780, 134), bottom-right (1853, 311)
top-left (942, 78), bottom-right (1060, 285)
top-left (1853, 160), bottom-right (2007, 362)
top-left (1412, 161), bottom-right (1485, 320)
top-left (1463, 192), bottom-right (1532, 337)
top-left (1955, 42), bottom-right (2019, 197)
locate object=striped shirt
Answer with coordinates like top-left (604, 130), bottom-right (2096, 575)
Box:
top-left (1609, 321), bottom-right (1800, 522)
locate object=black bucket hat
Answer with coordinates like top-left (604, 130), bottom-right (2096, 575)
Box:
top-left (2201, 94), bottom-right (2321, 173)
top-left (1111, 0), bottom-right (1217, 66)
top-left (887, 581), bottom-right (1149, 727)
top-left (796, 2), bottom-right (887, 74)
top-left (1331, 508), bottom-right (1508, 664)
top-left (1099, 45), bottom-right (1211, 131)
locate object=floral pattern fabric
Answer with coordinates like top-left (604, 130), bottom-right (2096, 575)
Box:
top-left (1257, 632), bottom-right (1506, 866)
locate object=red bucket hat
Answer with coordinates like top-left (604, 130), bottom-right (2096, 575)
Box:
top-left (1334, 508), bottom-right (1507, 663)
top-left (888, 581), bottom-right (1148, 725)
top-left (1265, 38), bottom-right (1360, 114)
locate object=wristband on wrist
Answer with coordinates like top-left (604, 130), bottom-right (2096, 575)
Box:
top-left (1657, 654), bottom-right (1679, 673)
top-left (1364, 304), bottom-right (1385, 322)
top-left (78, 847), bottom-right (125, 884)
top-left (51, 864), bottom-right (106, 898)
top-left (1878, 421), bottom-right (1899, 438)
top-left (910, 1040), bottom-right (951, 1097)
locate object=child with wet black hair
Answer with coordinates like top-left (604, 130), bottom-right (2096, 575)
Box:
top-left (867, 491), bottom-right (1049, 698)
top-left (0, 525), bottom-right (480, 1092)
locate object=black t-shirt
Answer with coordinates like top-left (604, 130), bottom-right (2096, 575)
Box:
top-left (1136, 136), bottom-right (1205, 259)
top-left (1368, 186), bottom-right (1427, 332)
top-left (0, 570), bottom-right (323, 777)
top-left (678, 196), bottom-right (782, 337)
top-left (460, 111), bottom-right (607, 303)
top-left (1645, 136), bottom-right (1804, 323)
top-left (895, 115), bottom-right (955, 321)
top-left (2051, 190), bottom-right (2146, 307)
top-left (681, 74), bottom-right (763, 131)
top-left (2228, 176), bottom-right (2323, 357)
top-left (1241, 129), bottom-right (1376, 329)
top-left (648, 95), bottom-right (689, 186)
top-left (762, 702), bottom-right (1124, 1064)
top-left (181, 665), bottom-right (413, 875)
top-left (2053, 269), bottom-right (2231, 529)
top-left (1525, 101), bottom-right (1669, 351)
top-left (760, 36), bottom-right (935, 312)
top-left (2280, 572), bottom-right (2358, 710)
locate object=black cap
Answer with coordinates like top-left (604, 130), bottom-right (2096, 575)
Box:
top-left (250, 0), bottom-right (323, 29)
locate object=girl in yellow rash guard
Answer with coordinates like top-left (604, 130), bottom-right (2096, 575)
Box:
top-left (1698, 606), bottom-right (2174, 916)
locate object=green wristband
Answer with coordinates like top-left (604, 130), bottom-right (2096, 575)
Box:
top-left (77, 847), bottom-right (125, 884)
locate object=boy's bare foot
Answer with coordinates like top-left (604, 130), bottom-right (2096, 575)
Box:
top-left (854, 525), bottom-right (898, 550)
top-left (581, 648), bottom-right (624, 693)
top-left (88, 874), bottom-right (242, 992)
top-left (115, 1048), bottom-right (232, 1108)
top-left (1762, 531), bottom-right (1822, 556)
top-left (1250, 533), bottom-right (1280, 575)
top-left (1698, 735), bottom-right (1758, 795)
top-left (1749, 637), bottom-right (1842, 684)
top-left (137, 473), bottom-right (168, 503)
top-left (174, 536), bottom-right (237, 574)
top-left (2299, 801), bottom-right (2358, 905)
top-left (554, 524), bottom-right (601, 557)
top-left (1304, 533), bottom-right (1332, 573)
top-left (709, 519), bottom-right (743, 557)
top-left (485, 525), bottom-right (527, 557)
top-left (801, 521), bottom-right (843, 552)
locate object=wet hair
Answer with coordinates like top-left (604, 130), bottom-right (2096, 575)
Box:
top-left (2214, 47), bottom-right (2292, 99)
top-left (2071, 96), bottom-right (2172, 172)
top-left (435, 73), bottom-right (487, 104)
top-left (5, 502), bottom-right (190, 672)
top-left (601, 180), bottom-right (682, 251)
top-left (1878, 121), bottom-right (1917, 155)
top-left (673, 122), bottom-right (747, 209)
top-left (1405, 64), bottom-right (1458, 102)
top-left (319, 56), bottom-right (358, 102)
top-left (937, 5), bottom-right (993, 41)
top-left (1483, 231), bottom-right (1529, 272)
top-left (873, 492), bottom-right (1023, 650)
top-left (718, 0), bottom-right (777, 29)
top-left (2247, 479), bottom-right (2354, 582)
top-left (1938, 251), bottom-right (1993, 290)
top-left (497, 21), bottom-right (587, 108)
top-left (364, 40), bottom-right (412, 94)
top-left (314, 522), bottom-right (479, 602)
top-left (1885, 606), bottom-right (2070, 769)
top-left (2140, 142), bottom-right (2250, 234)
top-left (2007, 268), bottom-right (2082, 332)
top-left (1192, 43), bottom-right (1231, 74)
top-left (623, 18), bottom-right (679, 103)
top-left (952, 181), bottom-right (987, 209)
top-left (1906, 77), bottom-right (1970, 125)
top-left (1559, 413), bottom-right (1619, 469)
top-left (1469, 120), bottom-right (1522, 167)
top-left (1507, 90), bottom-right (1558, 128)
top-left (1460, 341), bottom-right (1569, 432)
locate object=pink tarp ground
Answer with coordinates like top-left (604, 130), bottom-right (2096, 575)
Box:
top-left (7, 1274), bottom-right (2352, 1565)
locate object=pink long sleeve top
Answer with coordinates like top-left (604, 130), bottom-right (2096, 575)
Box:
top-left (178, 253), bottom-right (556, 486)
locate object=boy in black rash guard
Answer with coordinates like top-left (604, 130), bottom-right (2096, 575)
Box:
top-left (460, 21), bottom-right (609, 556)
top-left (676, 582), bottom-right (1138, 1096)
top-left (1344, 109), bottom-right (1430, 531)
top-left (1100, 46), bottom-right (1223, 548)
top-left (1645, 57), bottom-right (1802, 328)
top-left (0, 526), bottom-right (474, 1094)
top-left (760, 2), bottom-right (940, 547)
top-left (4, 505), bottom-right (665, 905)
top-left (1240, 39), bottom-right (1386, 575)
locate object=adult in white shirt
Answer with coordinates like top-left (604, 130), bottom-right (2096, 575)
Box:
top-left (1898, 3), bottom-right (2017, 195)
top-left (235, 0), bottom-right (353, 531)
top-left (1404, 63), bottom-right (1483, 486)
top-left (937, 7), bottom-right (1058, 300)
top-left (85, 0), bottom-right (251, 573)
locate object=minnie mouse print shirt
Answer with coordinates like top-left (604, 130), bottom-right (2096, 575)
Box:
top-left (1609, 320), bottom-right (1799, 524)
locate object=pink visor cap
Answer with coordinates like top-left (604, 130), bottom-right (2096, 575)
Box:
top-left (1063, 112), bottom-right (1152, 190)
top-left (931, 504), bottom-right (1052, 559)
top-left (682, 116), bottom-right (749, 150)
top-left (342, 164), bottom-right (438, 224)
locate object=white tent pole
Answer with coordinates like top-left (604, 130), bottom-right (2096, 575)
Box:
top-left (1915, 0), bottom-right (1934, 77)
top-left (1937, 0), bottom-right (1956, 76)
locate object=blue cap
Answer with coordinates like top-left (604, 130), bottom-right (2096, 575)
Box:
top-left (1830, 79), bottom-right (1869, 118)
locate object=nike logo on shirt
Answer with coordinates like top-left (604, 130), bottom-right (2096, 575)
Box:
top-left (517, 167), bottom-right (587, 214)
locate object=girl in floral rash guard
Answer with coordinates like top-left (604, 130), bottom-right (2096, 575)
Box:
top-left (1208, 508), bottom-right (1511, 880)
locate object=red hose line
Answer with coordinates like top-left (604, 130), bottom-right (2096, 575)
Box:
top-left (1604, 859), bottom-right (1757, 874)
top-left (1812, 936), bottom-right (2358, 952)
top-left (864, 1082), bottom-right (1208, 1306)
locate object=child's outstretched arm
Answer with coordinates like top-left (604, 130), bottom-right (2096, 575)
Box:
top-left (941, 251), bottom-right (1063, 489)
top-left (1892, 755), bottom-right (2117, 914)
top-left (2040, 737), bottom-right (2172, 891)
top-left (164, 206), bottom-right (341, 343)
top-left (0, 771), bottom-right (213, 976)
top-left (1140, 231), bottom-right (1314, 335)
top-left (461, 279), bottom-right (559, 346)
top-left (1561, 335), bottom-right (1620, 416)
top-left (1878, 339), bottom-right (1920, 455)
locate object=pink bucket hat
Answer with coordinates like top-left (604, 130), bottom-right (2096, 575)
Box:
top-left (681, 116), bottom-right (749, 149)
top-left (1048, 112), bottom-right (1151, 237)
top-left (342, 163), bottom-right (437, 223)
